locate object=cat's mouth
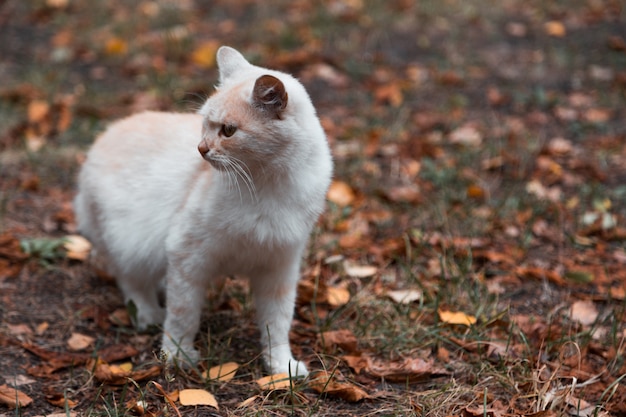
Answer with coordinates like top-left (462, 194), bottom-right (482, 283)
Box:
top-left (203, 155), bottom-right (227, 171)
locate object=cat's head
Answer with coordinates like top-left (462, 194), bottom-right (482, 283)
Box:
top-left (196, 46), bottom-right (323, 177)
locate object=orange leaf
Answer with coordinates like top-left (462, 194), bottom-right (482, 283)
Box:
top-left (466, 184), bottom-right (485, 199)
top-left (0, 384), bottom-right (33, 408)
top-left (326, 286), bottom-right (351, 307)
top-left (105, 37), bottom-right (128, 55)
top-left (205, 362), bottom-right (239, 382)
top-left (27, 100), bottom-right (50, 123)
top-left (544, 20), bottom-right (566, 37)
top-left (191, 40), bottom-right (219, 68)
top-left (309, 370), bottom-right (369, 402)
top-left (327, 180), bottom-right (356, 207)
top-left (438, 309), bottom-right (477, 326)
top-left (256, 373), bottom-right (292, 390)
top-left (179, 389), bottom-right (219, 409)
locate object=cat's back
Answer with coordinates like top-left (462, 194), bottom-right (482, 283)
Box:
top-left (89, 111), bottom-right (202, 163)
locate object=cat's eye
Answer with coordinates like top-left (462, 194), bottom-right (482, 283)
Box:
top-left (221, 124), bottom-right (237, 137)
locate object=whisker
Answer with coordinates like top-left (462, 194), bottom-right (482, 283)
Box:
top-left (222, 157), bottom-right (244, 203)
top-left (228, 156), bottom-right (257, 202)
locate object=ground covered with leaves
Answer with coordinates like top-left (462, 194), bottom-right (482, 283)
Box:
top-left (1, 0), bottom-right (625, 416)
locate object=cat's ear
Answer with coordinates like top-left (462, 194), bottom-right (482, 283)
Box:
top-left (217, 46), bottom-right (251, 82)
top-left (253, 75), bottom-right (288, 118)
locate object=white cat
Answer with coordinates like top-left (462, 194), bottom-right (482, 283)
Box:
top-left (74, 46), bottom-right (332, 376)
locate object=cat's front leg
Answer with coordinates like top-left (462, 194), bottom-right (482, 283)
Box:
top-left (160, 260), bottom-right (206, 366)
top-left (251, 262), bottom-right (308, 377)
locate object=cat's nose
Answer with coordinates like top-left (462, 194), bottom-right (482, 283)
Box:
top-left (198, 141), bottom-right (210, 156)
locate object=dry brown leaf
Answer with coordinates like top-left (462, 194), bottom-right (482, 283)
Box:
top-left (46, 392), bottom-right (78, 408)
top-left (63, 235), bottom-right (92, 261)
top-left (374, 83), bottom-right (403, 107)
top-left (383, 184), bottom-right (421, 204)
top-left (366, 356), bottom-right (448, 382)
top-left (466, 184), bottom-right (485, 199)
top-left (67, 332), bottom-right (95, 351)
top-left (90, 358), bottom-right (160, 385)
top-left (438, 309), bottom-right (477, 326)
top-left (319, 329), bottom-right (358, 352)
top-left (179, 388), bottom-right (219, 409)
top-left (342, 354), bottom-right (369, 374)
top-left (569, 300), bottom-right (599, 326)
top-left (108, 308), bottom-right (131, 326)
top-left (327, 180), bottom-right (356, 207)
top-left (0, 384), bottom-right (33, 408)
top-left (309, 370), bottom-right (369, 402)
top-left (206, 362), bottom-right (239, 382)
top-left (326, 286), bottom-right (351, 307)
top-left (256, 373), bottom-right (292, 390)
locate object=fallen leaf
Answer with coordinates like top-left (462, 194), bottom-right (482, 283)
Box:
top-left (386, 289), bottom-right (422, 304)
top-left (63, 235), bottom-right (92, 261)
top-left (67, 332), bottom-right (95, 351)
top-left (35, 321), bottom-right (49, 335)
top-left (109, 308), bottom-right (131, 326)
top-left (319, 329), bottom-right (358, 352)
top-left (342, 354), bottom-right (369, 374)
top-left (544, 20), bottom-right (566, 37)
top-left (27, 100), bottom-right (50, 123)
top-left (383, 184), bottom-right (421, 204)
top-left (438, 309), bottom-right (477, 326)
top-left (327, 180), bottom-right (356, 207)
top-left (191, 40), bottom-right (219, 68)
top-left (4, 375), bottom-right (36, 387)
top-left (583, 108), bottom-right (611, 123)
top-left (466, 184), bottom-right (485, 199)
top-left (0, 384), bottom-right (33, 408)
top-left (326, 286), bottom-right (351, 307)
top-left (365, 356), bottom-right (448, 382)
top-left (237, 395), bottom-right (260, 408)
top-left (105, 37), bottom-right (128, 55)
top-left (205, 362), bottom-right (239, 382)
top-left (179, 388), bottom-right (219, 409)
top-left (343, 260), bottom-right (377, 278)
top-left (46, 392), bottom-right (78, 408)
top-left (90, 358), bottom-right (160, 385)
top-left (256, 373), bottom-right (292, 390)
top-left (449, 125), bottom-right (482, 146)
top-left (374, 83), bottom-right (403, 107)
top-left (309, 370), bottom-right (369, 402)
top-left (7, 323), bottom-right (32, 336)
top-left (569, 300), bottom-right (598, 326)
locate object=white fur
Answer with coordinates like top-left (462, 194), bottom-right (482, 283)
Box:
top-left (74, 46), bottom-right (332, 376)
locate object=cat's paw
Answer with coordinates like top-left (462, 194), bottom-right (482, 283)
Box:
top-left (270, 358), bottom-right (308, 378)
top-left (160, 338), bottom-right (200, 367)
top-left (288, 360), bottom-right (308, 378)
